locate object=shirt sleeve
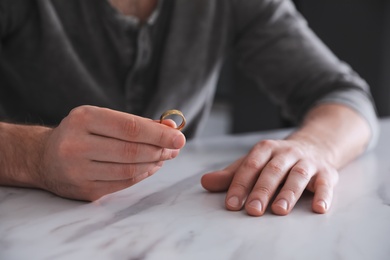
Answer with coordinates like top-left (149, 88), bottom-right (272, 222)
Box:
top-left (0, 0), bottom-right (5, 41)
top-left (0, 0), bottom-right (5, 117)
top-left (232, 0), bottom-right (379, 150)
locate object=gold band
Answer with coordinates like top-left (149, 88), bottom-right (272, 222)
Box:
top-left (160, 109), bottom-right (186, 131)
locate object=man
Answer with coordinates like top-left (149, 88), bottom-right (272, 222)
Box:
top-left (0, 0), bottom-right (378, 216)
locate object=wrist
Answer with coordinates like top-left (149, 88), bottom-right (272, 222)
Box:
top-left (287, 129), bottom-right (337, 167)
top-left (286, 104), bottom-right (371, 169)
top-left (0, 122), bottom-right (52, 188)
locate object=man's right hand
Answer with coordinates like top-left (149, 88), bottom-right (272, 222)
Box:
top-left (0, 105), bottom-right (186, 201)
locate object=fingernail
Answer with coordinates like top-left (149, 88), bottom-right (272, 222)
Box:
top-left (170, 149), bottom-right (180, 159)
top-left (317, 200), bottom-right (327, 210)
top-left (157, 161), bottom-right (164, 166)
top-left (227, 196), bottom-right (240, 208)
top-left (275, 199), bottom-right (288, 210)
top-left (248, 200), bottom-right (262, 212)
top-left (151, 165), bottom-right (162, 174)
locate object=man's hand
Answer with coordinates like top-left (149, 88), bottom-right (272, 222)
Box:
top-left (201, 104), bottom-right (371, 216)
top-left (201, 139), bottom-right (338, 216)
top-left (0, 105), bottom-right (186, 201)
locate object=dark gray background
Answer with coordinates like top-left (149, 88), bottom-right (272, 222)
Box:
top-left (217, 0), bottom-right (390, 132)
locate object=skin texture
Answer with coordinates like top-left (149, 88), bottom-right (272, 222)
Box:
top-left (0, 104), bottom-right (371, 214)
top-left (0, 106), bottom-right (186, 201)
top-left (0, 0), bottom-right (373, 215)
top-left (201, 103), bottom-right (371, 216)
top-left (103, 0), bottom-right (372, 216)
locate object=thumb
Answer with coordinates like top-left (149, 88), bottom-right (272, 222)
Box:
top-left (201, 158), bottom-right (243, 192)
top-left (201, 171), bottom-right (234, 192)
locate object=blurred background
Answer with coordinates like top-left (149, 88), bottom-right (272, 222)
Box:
top-left (201, 0), bottom-right (390, 137)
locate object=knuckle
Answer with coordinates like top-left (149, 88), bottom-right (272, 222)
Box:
top-left (256, 139), bottom-right (277, 150)
top-left (281, 187), bottom-right (298, 198)
top-left (231, 180), bottom-right (250, 193)
top-left (285, 146), bottom-right (302, 156)
top-left (316, 165), bottom-right (339, 186)
top-left (315, 177), bottom-right (333, 189)
top-left (159, 148), bottom-right (169, 160)
top-left (67, 105), bottom-right (93, 125)
top-left (120, 164), bottom-right (138, 179)
top-left (242, 157), bottom-right (262, 171)
top-left (159, 148), bottom-right (176, 160)
top-left (292, 165), bottom-right (311, 181)
top-left (324, 166), bottom-right (339, 179)
top-left (266, 161), bottom-right (284, 174)
top-left (123, 142), bottom-right (139, 158)
top-left (123, 116), bottom-right (141, 137)
top-left (253, 185), bottom-right (273, 198)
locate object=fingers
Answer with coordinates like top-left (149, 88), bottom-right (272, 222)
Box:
top-left (268, 160), bottom-right (315, 216)
top-left (81, 134), bottom-right (180, 163)
top-left (204, 139), bottom-right (339, 217)
top-left (158, 119), bottom-right (177, 129)
top-left (53, 160), bottom-right (164, 201)
top-left (311, 171), bottom-right (338, 214)
top-left (95, 177), bottom-right (148, 200)
top-left (43, 106), bottom-right (187, 201)
top-left (243, 155), bottom-right (300, 216)
top-left (86, 161), bottom-right (163, 181)
top-left (224, 141), bottom-right (274, 211)
top-left (201, 158), bottom-right (243, 192)
top-left (66, 106), bottom-right (186, 149)
top-left (76, 173), bottom-right (152, 201)
top-left (226, 142), bottom-right (299, 214)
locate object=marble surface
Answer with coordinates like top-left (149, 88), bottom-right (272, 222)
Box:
top-left (1, 119), bottom-right (390, 260)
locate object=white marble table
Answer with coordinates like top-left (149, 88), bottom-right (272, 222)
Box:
top-left (1, 119), bottom-right (390, 260)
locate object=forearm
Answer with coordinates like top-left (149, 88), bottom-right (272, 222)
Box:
top-left (0, 122), bottom-right (51, 188)
top-left (287, 103), bottom-right (372, 169)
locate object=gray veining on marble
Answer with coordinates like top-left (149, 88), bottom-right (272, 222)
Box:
top-left (1, 119), bottom-right (390, 260)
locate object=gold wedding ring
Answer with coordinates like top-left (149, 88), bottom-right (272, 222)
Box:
top-left (160, 109), bottom-right (186, 131)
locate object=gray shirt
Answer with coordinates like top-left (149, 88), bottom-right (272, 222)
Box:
top-left (0, 0), bottom-right (378, 147)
